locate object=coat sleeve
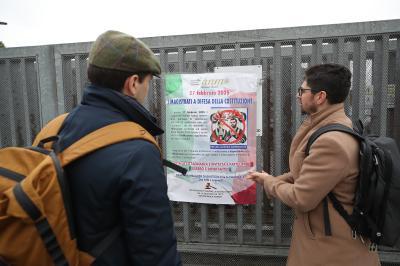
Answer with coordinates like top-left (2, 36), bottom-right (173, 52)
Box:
top-left (275, 172), bottom-right (294, 183)
top-left (265, 132), bottom-right (355, 212)
top-left (118, 140), bottom-right (181, 266)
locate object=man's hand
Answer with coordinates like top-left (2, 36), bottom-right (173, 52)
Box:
top-left (246, 171), bottom-right (275, 199)
top-left (245, 170), bottom-right (267, 184)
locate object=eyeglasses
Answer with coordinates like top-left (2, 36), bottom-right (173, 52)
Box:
top-left (297, 87), bottom-right (311, 96)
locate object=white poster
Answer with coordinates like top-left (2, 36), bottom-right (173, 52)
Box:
top-left (165, 73), bottom-right (258, 204)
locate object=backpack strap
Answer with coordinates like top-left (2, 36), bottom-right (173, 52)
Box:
top-left (305, 123), bottom-right (363, 236)
top-left (305, 123), bottom-right (363, 156)
top-left (322, 197), bottom-right (332, 236)
top-left (33, 113), bottom-right (69, 148)
top-left (89, 226), bottom-right (123, 258)
top-left (33, 114), bottom-right (187, 175)
top-left (59, 121), bottom-right (160, 166)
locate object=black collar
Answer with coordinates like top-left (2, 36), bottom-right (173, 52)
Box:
top-left (81, 84), bottom-right (164, 136)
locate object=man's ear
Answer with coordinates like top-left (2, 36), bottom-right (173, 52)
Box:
top-left (122, 75), bottom-right (138, 97)
top-left (316, 90), bottom-right (327, 105)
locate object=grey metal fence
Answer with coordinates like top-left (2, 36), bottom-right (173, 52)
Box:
top-left (1, 19), bottom-right (400, 265)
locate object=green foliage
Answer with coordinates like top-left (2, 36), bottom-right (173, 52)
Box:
top-left (0, 41), bottom-right (5, 48)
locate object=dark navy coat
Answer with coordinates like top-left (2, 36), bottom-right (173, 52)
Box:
top-left (58, 84), bottom-right (181, 266)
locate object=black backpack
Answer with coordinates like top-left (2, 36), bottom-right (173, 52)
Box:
top-left (306, 121), bottom-right (400, 250)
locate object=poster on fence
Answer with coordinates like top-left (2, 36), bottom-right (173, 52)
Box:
top-left (165, 73), bottom-right (258, 204)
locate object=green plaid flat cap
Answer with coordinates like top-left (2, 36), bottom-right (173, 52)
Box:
top-left (88, 30), bottom-right (161, 76)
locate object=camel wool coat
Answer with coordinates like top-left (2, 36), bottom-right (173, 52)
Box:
top-left (264, 103), bottom-right (380, 266)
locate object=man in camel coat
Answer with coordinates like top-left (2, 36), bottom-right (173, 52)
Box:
top-left (247, 64), bottom-right (380, 266)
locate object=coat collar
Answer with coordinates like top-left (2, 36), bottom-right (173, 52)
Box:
top-left (81, 84), bottom-right (164, 136)
top-left (290, 103), bottom-right (350, 155)
top-left (303, 103), bottom-right (346, 128)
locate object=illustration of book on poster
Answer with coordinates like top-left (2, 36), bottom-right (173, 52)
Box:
top-left (165, 73), bottom-right (257, 204)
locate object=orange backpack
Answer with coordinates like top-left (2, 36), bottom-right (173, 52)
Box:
top-left (0, 114), bottom-right (161, 266)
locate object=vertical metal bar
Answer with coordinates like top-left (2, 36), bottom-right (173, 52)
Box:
top-left (273, 42), bottom-right (282, 244)
top-left (183, 202), bottom-right (190, 242)
top-left (380, 35), bottom-right (389, 136)
top-left (0, 60), bottom-right (4, 146)
top-left (234, 43), bottom-right (241, 66)
top-left (214, 43), bottom-right (223, 242)
top-left (292, 41), bottom-right (302, 136)
top-left (334, 37), bottom-right (345, 65)
top-left (20, 59), bottom-right (32, 145)
top-left (343, 42), bottom-right (353, 115)
top-left (38, 46), bottom-right (58, 124)
top-left (64, 58), bottom-right (74, 111)
top-left (26, 58), bottom-right (42, 140)
top-left (316, 39), bottom-right (323, 64)
top-left (351, 36), bottom-right (367, 124)
top-left (232, 42), bottom-right (244, 244)
top-left (312, 39), bottom-right (323, 65)
top-left (201, 204), bottom-right (208, 241)
top-left (196, 46), bottom-right (204, 73)
top-left (394, 38), bottom-right (400, 147)
top-left (159, 49), bottom-right (167, 150)
top-left (176, 46), bottom-right (191, 242)
top-left (215, 45), bottom-right (222, 67)
top-left (178, 47), bottom-right (184, 73)
top-left (254, 43), bottom-right (262, 65)
top-left (218, 205), bottom-right (225, 242)
top-left (237, 205), bottom-right (243, 244)
top-left (334, 37), bottom-right (351, 114)
top-left (54, 47), bottom-right (66, 115)
top-left (147, 50), bottom-right (160, 111)
top-left (372, 36), bottom-right (389, 136)
top-left (255, 182), bottom-right (263, 243)
top-left (254, 42), bottom-right (263, 244)
top-left (4, 60), bottom-right (17, 146)
top-left (372, 40), bottom-right (381, 134)
top-left (196, 46), bottom-right (208, 242)
top-left (74, 55), bottom-right (82, 104)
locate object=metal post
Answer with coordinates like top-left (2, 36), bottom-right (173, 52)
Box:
top-left (273, 42), bottom-right (282, 244)
top-left (201, 204), bottom-right (208, 241)
top-left (183, 202), bottom-right (190, 242)
top-left (352, 36), bottom-right (367, 124)
top-left (372, 36), bottom-right (389, 136)
top-left (292, 40), bottom-right (302, 136)
top-left (218, 205), bottom-right (225, 243)
top-left (254, 42), bottom-right (264, 244)
top-left (334, 37), bottom-right (345, 65)
top-left (215, 45), bottom-right (222, 67)
top-left (4, 60), bottom-right (17, 146)
top-left (20, 59), bottom-right (32, 145)
top-left (394, 37), bottom-right (400, 147)
top-left (54, 46), bottom-right (66, 115)
top-left (312, 39), bottom-right (323, 65)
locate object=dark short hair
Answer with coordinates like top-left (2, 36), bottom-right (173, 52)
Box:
top-left (305, 63), bottom-right (352, 104)
top-left (87, 64), bottom-right (150, 91)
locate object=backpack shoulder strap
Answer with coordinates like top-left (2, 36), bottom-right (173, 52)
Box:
top-left (33, 115), bottom-right (187, 175)
top-left (305, 123), bottom-right (364, 237)
top-left (305, 123), bottom-right (363, 156)
top-left (59, 121), bottom-right (160, 166)
top-left (32, 113), bottom-right (69, 147)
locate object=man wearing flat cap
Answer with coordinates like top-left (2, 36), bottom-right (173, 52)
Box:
top-left (54, 31), bottom-right (181, 265)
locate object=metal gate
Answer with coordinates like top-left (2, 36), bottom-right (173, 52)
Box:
top-left (1, 19), bottom-right (400, 265)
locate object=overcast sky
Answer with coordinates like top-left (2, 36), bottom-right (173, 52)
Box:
top-left (1, 0), bottom-right (399, 48)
